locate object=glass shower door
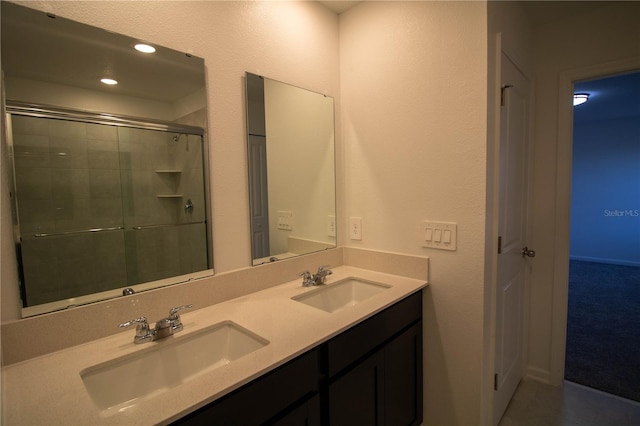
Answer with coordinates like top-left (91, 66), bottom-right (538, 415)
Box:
top-left (9, 112), bottom-right (210, 312)
top-left (118, 128), bottom-right (208, 286)
top-left (11, 115), bottom-right (127, 306)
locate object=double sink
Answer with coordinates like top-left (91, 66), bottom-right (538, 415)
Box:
top-left (81, 278), bottom-right (390, 414)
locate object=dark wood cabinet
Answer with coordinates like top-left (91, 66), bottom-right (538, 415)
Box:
top-left (327, 321), bottom-right (423, 426)
top-left (271, 394), bottom-right (322, 426)
top-left (173, 291), bottom-right (423, 426)
top-left (384, 322), bottom-right (423, 425)
top-left (328, 349), bottom-right (384, 425)
top-left (173, 349), bottom-right (320, 426)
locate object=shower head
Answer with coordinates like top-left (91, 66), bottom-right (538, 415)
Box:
top-left (172, 133), bottom-right (190, 151)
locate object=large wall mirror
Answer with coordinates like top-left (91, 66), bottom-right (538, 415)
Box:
top-left (1, 2), bottom-right (213, 317)
top-left (245, 73), bottom-right (336, 266)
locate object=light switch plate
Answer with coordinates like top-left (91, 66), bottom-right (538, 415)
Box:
top-left (277, 211), bottom-right (293, 230)
top-left (328, 215), bottom-right (336, 237)
top-left (422, 220), bottom-right (457, 251)
top-left (350, 217), bottom-right (362, 240)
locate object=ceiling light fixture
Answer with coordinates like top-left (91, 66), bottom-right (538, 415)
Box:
top-left (573, 93), bottom-right (589, 106)
top-left (134, 43), bottom-right (156, 53)
top-left (100, 78), bottom-right (118, 85)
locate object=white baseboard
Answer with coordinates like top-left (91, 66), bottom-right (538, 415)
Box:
top-left (569, 255), bottom-right (640, 267)
top-left (525, 366), bottom-right (550, 384)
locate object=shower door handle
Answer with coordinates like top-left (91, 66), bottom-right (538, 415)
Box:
top-left (521, 246), bottom-right (536, 258)
top-left (185, 198), bottom-right (194, 213)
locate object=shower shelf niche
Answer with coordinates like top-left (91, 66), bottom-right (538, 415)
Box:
top-left (155, 170), bottom-right (183, 197)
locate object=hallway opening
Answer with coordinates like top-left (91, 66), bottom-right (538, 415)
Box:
top-left (566, 71), bottom-right (640, 402)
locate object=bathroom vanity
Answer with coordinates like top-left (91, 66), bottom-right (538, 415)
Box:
top-left (1, 266), bottom-right (427, 425)
top-left (174, 291), bottom-right (422, 425)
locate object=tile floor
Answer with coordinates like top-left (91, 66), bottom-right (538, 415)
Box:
top-left (498, 379), bottom-right (640, 426)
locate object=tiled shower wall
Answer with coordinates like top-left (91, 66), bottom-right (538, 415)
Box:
top-left (118, 127), bottom-right (207, 286)
top-left (11, 115), bottom-right (207, 306)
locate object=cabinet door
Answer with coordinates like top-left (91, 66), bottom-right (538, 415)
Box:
top-left (328, 350), bottom-right (384, 426)
top-left (270, 394), bottom-right (321, 426)
top-left (328, 322), bottom-right (423, 426)
top-left (385, 322), bottom-right (423, 426)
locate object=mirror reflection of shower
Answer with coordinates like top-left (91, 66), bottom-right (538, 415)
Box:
top-left (6, 104), bottom-right (211, 316)
top-left (172, 133), bottom-right (189, 151)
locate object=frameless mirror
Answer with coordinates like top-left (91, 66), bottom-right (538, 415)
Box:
top-left (1, 2), bottom-right (213, 317)
top-left (245, 73), bottom-right (336, 266)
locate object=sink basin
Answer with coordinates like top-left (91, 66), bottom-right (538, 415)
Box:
top-left (81, 321), bottom-right (268, 413)
top-left (292, 278), bottom-right (391, 313)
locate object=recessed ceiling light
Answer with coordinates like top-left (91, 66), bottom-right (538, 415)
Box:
top-left (134, 43), bottom-right (156, 53)
top-left (573, 93), bottom-right (589, 106)
top-left (100, 78), bottom-right (118, 85)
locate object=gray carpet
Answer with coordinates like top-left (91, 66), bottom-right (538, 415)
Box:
top-left (565, 260), bottom-right (640, 402)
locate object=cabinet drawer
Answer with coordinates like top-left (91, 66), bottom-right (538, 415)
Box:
top-left (173, 348), bottom-right (319, 425)
top-left (327, 291), bottom-right (422, 377)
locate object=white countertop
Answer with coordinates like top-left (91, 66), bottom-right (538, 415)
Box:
top-left (2, 266), bottom-right (427, 425)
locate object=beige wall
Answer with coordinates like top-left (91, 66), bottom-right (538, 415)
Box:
top-left (528, 2), bottom-right (640, 383)
top-left (339, 2), bottom-right (488, 424)
top-left (5, 77), bottom-right (178, 121)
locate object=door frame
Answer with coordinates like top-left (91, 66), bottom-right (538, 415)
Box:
top-left (549, 56), bottom-right (640, 384)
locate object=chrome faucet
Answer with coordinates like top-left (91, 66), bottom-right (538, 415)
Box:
top-left (119, 304), bottom-right (193, 344)
top-left (298, 265), bottom-right (333, 287)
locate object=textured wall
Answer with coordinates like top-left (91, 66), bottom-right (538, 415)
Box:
top-left (339, 2), bottom-right (488, 424)
top-left (571, 116), bottom-right (640, 266)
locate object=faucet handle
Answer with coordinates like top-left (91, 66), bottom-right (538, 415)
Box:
top-left (119, 316), bottom-right (153, 344)
top-left (168, 304), bottom-right (193, 332)
top-left (315, 265), bottom-right (333, 285)
top-left (169, 304), bottom-right (193, 318)
top-left (298, 271), bottom-right (315, 287)
top-left (119, 316), bottom-right (148, 328)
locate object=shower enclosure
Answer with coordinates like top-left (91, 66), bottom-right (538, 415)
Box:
top-left (6, 104), bottom-right (211, 315)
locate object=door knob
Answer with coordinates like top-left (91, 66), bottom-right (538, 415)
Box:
top-left (521, 246), bottom-right (536, 258)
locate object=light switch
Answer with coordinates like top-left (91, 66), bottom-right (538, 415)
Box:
top-left (277, 211), bottom-right (293, 230)
top-left (421, 220), bottom-right (457, 251)
top-left (425, 227), bottom-right (433, 241)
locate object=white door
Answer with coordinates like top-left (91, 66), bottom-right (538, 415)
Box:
top-left (248, 134), bottom-right (270, 259)
top-left (493, 52), bottom-right (533, 423)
